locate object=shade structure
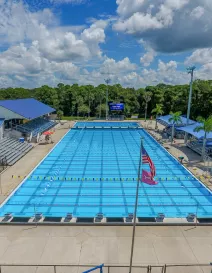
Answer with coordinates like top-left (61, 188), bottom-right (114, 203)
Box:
top-left (0, 120), bottom-right (4, 127)
top-left (157, 115), bottom-right (195, 127)
top-left (0, 114), bottom-right (5, 127)
top-left (0, 98), bottom-right (55, 120)
top-left (177, 122), bottom-right (212, 140)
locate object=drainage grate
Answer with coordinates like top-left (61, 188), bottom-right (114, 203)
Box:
top-left (76, 218), bottom-right (94, 223)
top-left (43, 217), bottom-right (62, 222)
top-left (197, 218), bottom-right (212, 223)
top-left (138, 217), bottom-right (156, 223)
top-left (11, 217), bottom-right (30, 223)
top-left (106, 217), bottom-right (124, 223)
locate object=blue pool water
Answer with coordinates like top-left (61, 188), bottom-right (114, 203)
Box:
top-left (0, 122), bottom-right (212, 218)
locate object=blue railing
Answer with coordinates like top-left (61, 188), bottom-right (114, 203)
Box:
top-left (82, 264), bottom-right (104, 273)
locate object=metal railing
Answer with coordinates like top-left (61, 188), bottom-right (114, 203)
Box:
top-left (0, 156), bottom-right (8, 173)
top-left (0, 263), bottom-right (211, 273)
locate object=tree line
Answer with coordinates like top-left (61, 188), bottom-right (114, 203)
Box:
top-left (0, 80), bottom-right (212, 119)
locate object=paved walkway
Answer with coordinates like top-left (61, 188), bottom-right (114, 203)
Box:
top-left (0, 225), bottom-right (211, 272)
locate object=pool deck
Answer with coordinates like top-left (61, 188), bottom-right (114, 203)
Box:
top-left (0, 225), bottom-right (211, 270)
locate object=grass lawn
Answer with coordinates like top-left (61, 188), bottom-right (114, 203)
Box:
top-left (62, 116), bottom-right (96, 121)
top-left (62, 116), bottom-right (151, 121)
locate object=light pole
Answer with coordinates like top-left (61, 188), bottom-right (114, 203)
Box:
top-left (129, 137), bottom-right (143, 273)
top-left (104, 78), bottom-right (111, 120)
top-left (143, 92), bottom-right (152, 122)
top-left (185, 66), bottom-right (196, 143)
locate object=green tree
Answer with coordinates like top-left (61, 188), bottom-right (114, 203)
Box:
top-left (34, 86), bottom-right (59, 110)
top-left (168, 111), bottom-right (182, 144)
top-left (57, 110), bottom-right (64, 122)
top-left (78, 105), bottom-right (90, 117)
top-left (96, 104), bottom-right (106, 118)
top-left (194, 116), bottom-right (212, 160)
top-left (151, 104), bottom-right (164, 129)
top-left (95, 86), bottom-right (106, 118)
top-left (1, 80), bottom-right (212, 119)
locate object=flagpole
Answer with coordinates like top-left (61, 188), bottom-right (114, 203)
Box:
top-left (129, 137), bottom-right (143, 273)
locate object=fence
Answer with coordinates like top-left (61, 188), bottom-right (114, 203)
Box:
top-left (0, 264), bottom-right (211, 273)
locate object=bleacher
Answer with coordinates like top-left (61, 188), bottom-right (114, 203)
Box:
top-left (0, 137), bottom-right (33, 166)
top-left (166, 127), bottom-right (185, 139)
top-left (16, 118), bottom-right (56, 137)
top-left (187, 141), bottom-right (212, 156)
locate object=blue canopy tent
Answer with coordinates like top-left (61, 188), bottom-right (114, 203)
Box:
top-left (177, 122), bottom-right (212, 140)
top-left (157, 115), bottom-right (195, 128)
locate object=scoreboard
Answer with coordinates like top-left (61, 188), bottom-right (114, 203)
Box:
top-left (109, 103), bottom-right (124, 111)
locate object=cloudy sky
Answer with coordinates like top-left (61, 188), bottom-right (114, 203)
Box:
top-left (0, 0), bottom-right (212, 88)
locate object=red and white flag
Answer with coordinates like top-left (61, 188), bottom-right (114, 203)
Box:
top-left (141, 146), bottom-right (157, 185)
top-left (142, 147), bottom-right (156, 178)
top-left (142, 170), bottom-right (158, 185)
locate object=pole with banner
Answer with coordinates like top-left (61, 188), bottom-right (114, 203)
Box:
top-left (129, 138), bottom-right (158, 273)
top-left (129, 137), bottom-right (143, 273)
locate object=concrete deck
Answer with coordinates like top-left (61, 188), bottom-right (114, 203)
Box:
top-left (0, 225), bottom-right (211, 272)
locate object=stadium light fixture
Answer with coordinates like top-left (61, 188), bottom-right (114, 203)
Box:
top-left (185, 66), bottom-right (196, 143)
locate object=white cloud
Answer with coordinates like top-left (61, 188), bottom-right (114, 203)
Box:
top-left (0, 47), bottom-right (211, 89)
top-left (0, 1), bottom-right (107, 63)
top-left (114, 0), bottom-right (189, 33)
top-left (0, 0), bottom-right (108, 88)
top-left (114, 12), bottom-right (164, 33)
top-left (116, 0), bottom-right (146, 18)
top-left (39, 32), bottom-right (91, 62)
top-left (100, 57), bottom-right (137, 75)
top-left (139, 59), bottom-right (187, 86)
top-left (114, 0), bottom-right (212, 53)
top-left (1, 0), bottom-right (212, 89)
top-left (38, 21), bottom-right (107, 62)
top-left (158, 60), bottom-right (177, 71)
top-left (185, 48), bottom-right (212, 65)
top-left (190, 6), bottom-right (205, 19)
top-left (0, 41), bottom-right (79, 85)
top-left (81, 21), bottom-right (107, 58)
top-left (0, 1), bottom-right (56, 44)
top-left (140, 48), bottom-right (157, 66)
top-left (197, 63), bottom-right (212, 80)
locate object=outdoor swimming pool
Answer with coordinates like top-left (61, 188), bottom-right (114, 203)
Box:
top-left (0, 122), bottom-right (212, 219)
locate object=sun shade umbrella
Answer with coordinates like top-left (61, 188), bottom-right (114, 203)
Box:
top-left (43, 131), bottom-right (54, 135)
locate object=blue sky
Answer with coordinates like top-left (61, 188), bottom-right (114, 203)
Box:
top-left (0, 0), bottom-right (212, 88)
